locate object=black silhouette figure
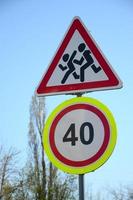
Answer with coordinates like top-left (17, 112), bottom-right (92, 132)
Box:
top-left (58, 50), bottom-right (79, 84)
top-left (58, 43), bottom-right (102, 84)
top-left (75, 43), bottom-right (102, 82)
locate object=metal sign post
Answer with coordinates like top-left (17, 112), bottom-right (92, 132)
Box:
top-left (79, 174), bottom-right (84, 200)
top-left (77, 93), bottom-right (85, 200)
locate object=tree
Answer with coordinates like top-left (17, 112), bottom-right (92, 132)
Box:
top-left (0, 95), bottom-right (77, 200)
top-left (107, 184), bottom-right (133, 200)
top-left (27, 94), bottom-right (77, 200)
top-left (0, 146), bottom-right (19, 199)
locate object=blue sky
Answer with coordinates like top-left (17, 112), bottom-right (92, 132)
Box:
top-left (0, 0), bottom-right (133, 195)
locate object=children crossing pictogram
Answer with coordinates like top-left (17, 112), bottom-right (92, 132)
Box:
top-left (59, 42), bottom-right (102, 84)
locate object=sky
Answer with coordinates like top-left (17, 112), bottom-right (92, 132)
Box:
top-left (0, 0), bottom-right (133, 196)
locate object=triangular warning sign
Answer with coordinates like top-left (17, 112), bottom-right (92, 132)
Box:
top-left (36, 17), bottom-right (122, 96)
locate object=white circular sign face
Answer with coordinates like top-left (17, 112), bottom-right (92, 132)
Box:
top-left (55, 109), bottom-right (104, 162)
top-left (43, 97), bottom-right (117, 174)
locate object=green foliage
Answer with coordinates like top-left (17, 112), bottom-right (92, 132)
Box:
top-left (25, 95), bottom-right (77, 200)
top-left (0, 95), bottom-right (77, 200)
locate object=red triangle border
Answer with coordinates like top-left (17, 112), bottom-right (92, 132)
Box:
top-left (36, 17), bottom-right (122, 96)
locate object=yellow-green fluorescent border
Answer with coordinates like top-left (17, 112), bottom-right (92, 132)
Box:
top-left (43, 97), bottom-right (117, 174)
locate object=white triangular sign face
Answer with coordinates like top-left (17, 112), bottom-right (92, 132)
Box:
top-left (36, 17), bottom-right (122, 96)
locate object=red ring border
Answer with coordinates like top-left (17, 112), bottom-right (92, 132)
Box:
top-left (49, 104), bottom-right (110, 167)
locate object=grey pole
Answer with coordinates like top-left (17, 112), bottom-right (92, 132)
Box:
top-left (76, 93), bottom-right (85, 200)
top-left (79, 174), bottom-right (85, 200)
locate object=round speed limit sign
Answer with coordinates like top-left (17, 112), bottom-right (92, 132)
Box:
top-left (43, 97), bottom-right (117, 174)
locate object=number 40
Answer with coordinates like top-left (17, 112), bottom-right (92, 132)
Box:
top-left (63, 122), bottom-right (94, 146)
